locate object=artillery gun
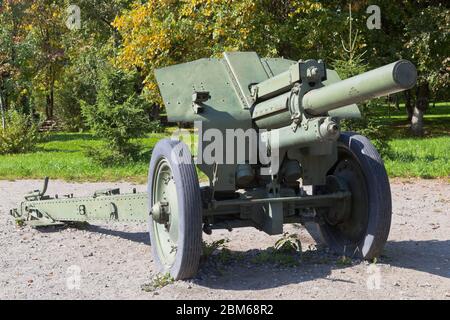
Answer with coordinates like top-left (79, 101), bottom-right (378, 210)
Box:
top-left (12, 52), bottom-right (417, 280)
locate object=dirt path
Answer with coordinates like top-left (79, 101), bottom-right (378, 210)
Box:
top-left (0, 178), bottom-right (449, 300)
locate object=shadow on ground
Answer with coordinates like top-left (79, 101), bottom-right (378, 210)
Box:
top-left (42, 133), bottom-right (97, 142)
top-left (87, 225), bottom-right (151, 245)
top-left (80, 227), bottom-right (450, 288)
top-left (383, 240), bottom-right (450, 279)
top-left (37, 224), bottom-right (450, 290)
top-left (38, 223), bottom-right (150, 245)
top-left (193, 239), bottom-right (450, 290)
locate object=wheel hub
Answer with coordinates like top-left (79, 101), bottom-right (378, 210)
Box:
top-left (322, 175), bottom-right (352, 225)
top-left (331, 156), bottom-right (369, 242)
top-left (151, 158), bottom-right (180, 266)
top-left (151, 201), bottom-right (170, 224)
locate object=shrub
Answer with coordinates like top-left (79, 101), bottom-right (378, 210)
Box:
top-left (81, 67), bottom-right (155, 165)
top-left (0, 110), bottom-right (41, 154)
top-left (339, 100), bottom-right (391, 157)
top-left (55, 47), bottom-right (103, 132)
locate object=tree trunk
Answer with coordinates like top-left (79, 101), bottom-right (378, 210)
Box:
top-left (45, 83), bottom-right (55, 120)
top-left (411, 106), bottom-right (424, 136)
top-left (45, 94), bottom-right (51, 119)
top-left (150, 104), bottom-right (160, 120)
top-left (404, 90), bottom-right (413, 121)
top-left (0, 91), bottom-right (6, 130)
top-left (395, 94), bottom-right (400, 111)
top-left (411, 82), bottom-right (429, 136)
top-left (50, 84), bottom-right (54, 119)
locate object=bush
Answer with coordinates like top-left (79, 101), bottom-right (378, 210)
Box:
top-left (55, 47), bottom-right (103, 132)
top-left (81, 67), bottom-right (155, 165)
top-left (339, 100), bottom-right (391, 157)
top-left (0, 110), bottom-right (41, 154)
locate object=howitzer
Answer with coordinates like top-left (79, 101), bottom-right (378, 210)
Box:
top-left (12, 52), bottom-right (417, 280)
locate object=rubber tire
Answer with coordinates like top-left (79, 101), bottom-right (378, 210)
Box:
top-left (148, 139), bottom-right (202, 280)
top-left (306, 132), bottom-right (392, 259)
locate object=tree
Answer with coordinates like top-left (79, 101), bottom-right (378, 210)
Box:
top-left (359, 0), bottom-right (449, 136)
top-left (0, 0), bottom-right (34, 126)
top-left (81, 66), bottom-right (153, 164)
top-left (71, 0), bottom-right (133, 43)
top-left (55, 0), bottom-right (134, 130)
top-left (331, 3), bottom-right (390, 156)
top-left (403, 4), bottom-right (449, 136)
top-left (113, 0), bottom-right (268, 106)
top-left (113, 0), bottom-right (351, 108)
top-left (23, 0), bottom-right (68, 120)
top-left (0, 109), bottom-right (40, 154)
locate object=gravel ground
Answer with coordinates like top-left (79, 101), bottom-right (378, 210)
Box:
top-left (0, 178), bottom-right (449, 300)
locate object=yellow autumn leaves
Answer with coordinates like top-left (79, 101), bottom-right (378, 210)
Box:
top-left (113, 1), bottom-right (258, 96)
top-left (111, 0), bottom-right (326, 104)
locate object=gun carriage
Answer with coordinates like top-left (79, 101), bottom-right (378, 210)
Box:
top-left (12, 52), bottom-right (417, 280)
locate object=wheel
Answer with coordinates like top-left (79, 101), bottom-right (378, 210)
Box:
top-left (148, 138), bottom-right (202, 280)
top-left (307, 132), bottom-right (392, 260)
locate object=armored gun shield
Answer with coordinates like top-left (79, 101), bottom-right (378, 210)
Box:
top-left (155, 52), bottom-right (365, 190)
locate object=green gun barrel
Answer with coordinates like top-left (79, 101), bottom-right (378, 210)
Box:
top-left (302, 60), bottom-right (417, 115)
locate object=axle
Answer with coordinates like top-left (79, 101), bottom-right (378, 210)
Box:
top-left (12, 178), bottom-right (350, 235)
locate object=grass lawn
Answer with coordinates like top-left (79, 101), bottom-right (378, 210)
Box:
top-left (0, 102), bottom-right (448, 182)
top-left (385, 136), bottom-right (449, 178)
top-left (0, 133), bottom-right (166, 183)
top-left (372, 101), bottom-right (449, 178)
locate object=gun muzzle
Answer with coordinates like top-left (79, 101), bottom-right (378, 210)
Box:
top-left (302, 60), bottom-right (417, 115)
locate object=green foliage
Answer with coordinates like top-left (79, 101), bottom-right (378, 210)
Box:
top-left (81, 67), bottom-right (154, 165)
top-left (403, 5), bottom-right (449, 88)
top-left (141, 273), bottom-right (174, 292)
top-left (1, 0), bottom-right (449, 134)
top-left (113, 0), bottom-right (272, 104)
top-left (201, 238), bottom-right (241, 265)
top-left (15, 218), bottom-right (25, 227)
top-left (84, 142), bottom-right (142, 165)
top-left (331, 20), bottom-right (391, 157)
top-left (0, 125), bottom-right (447, 182)
top-left (0, 110), bottom-right (40, 154)
top-left (251, 248), bottom-right (301, 267)
top-left (202, 238), bottom-right (230, 258)
top-left (0, 1), bottom-right (36, 115)
top-left (0, 132), bottom-right (166, 182)
top-left (252, 233), bottom-right (302, 267)
top-left (55, 46), bottom-right (105, 131)
top-left (332, 52), bottom-right (367, 80)
top-left (336, 255), bottom-right (353, 266)
top-left (339, 101), bottom-right (392, 157)
top-left (330, 3), bottom-right (367, 80)
top-left (274, 232), bottom-right (302, 253)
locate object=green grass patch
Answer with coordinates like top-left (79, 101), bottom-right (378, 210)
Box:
top-left (0, 132), bottom-right (167, 183)
top-left (369, 101), bottom-right (450, 137)
top-left (141, 273), bottom-right (174, 292)
top-left (370, 101), bottom-right (449, 178)
top-left (385, 136), bottom-right (450, 178)
top-left (0, 102), bottom-right (448, 181)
